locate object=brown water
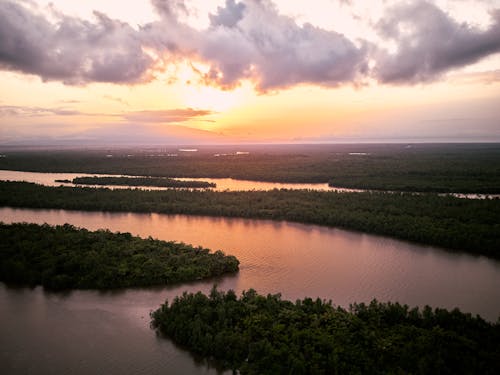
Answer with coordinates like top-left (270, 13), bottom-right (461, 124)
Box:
top-left (1, 207), bottom-right (500, 374)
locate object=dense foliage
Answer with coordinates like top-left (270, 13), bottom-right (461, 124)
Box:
top-left (1, 181), bottom-right (499, 258)
top-left (152, 288), bottom-right (500, 375)
top-left (0, 223), bottom-right (239, 289)
top-left (70, 176), bottom-right (216, 188)
top-left (2, 143), bottom-right (500, 192)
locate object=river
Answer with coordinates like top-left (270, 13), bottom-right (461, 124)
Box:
top-left (1, 207), bottom-right (499, 374)
top-left (3, 169), bottom-right (499, 198)
top-left (0, 170), bottom-right (354, 192)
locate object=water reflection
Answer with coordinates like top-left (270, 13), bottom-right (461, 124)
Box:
top-left (1, 207), bottom-right (500, 374)
top-left (0, 283), bottom-right (230, 375)
top-left (0, 169), bottom-right (363, 193)
top-left (1, 207), bottom-right (499, 319)
top-left (2, 169), bottom-right (499, 198)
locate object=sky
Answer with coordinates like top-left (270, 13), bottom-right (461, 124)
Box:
top-left (0, 0), bottom-right (500, 145)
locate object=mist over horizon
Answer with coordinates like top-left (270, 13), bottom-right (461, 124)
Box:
top-left (1, 0), bottom-right (499, 145)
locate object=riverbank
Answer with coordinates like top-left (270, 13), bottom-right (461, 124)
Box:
top-left (1, 144), bottom-right (499, 193)
top-left (4, 206), bottom-right (499, 321)
top-left (69, 176), bottom-right (216, 188)
top-left (0, 222), bottom-right (239, 289)
top-left (1, 181), bottom-right (499, 258)
top-left (152, 288), bottom-right (500, 374)
top-left (2, 206), bottom-right (499, 374)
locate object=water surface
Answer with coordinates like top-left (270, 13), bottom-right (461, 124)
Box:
top-left (0, 170), bottom-right (343, 192)
top-left (1, 207), bottom-right (499, 374)
top-left (2, 169), bottom-right (498, 198)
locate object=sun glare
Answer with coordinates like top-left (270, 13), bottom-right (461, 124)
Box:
top-left (181, 82), bottom-right (252, 112)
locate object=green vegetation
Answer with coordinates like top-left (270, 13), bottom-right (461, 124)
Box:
top-left (1, 181), bottom-right (499, 258)
top-left (152, 288), bottom-right (500, 375)
top-left (69, 176), bottom-right (216, 188)
top-left (1, 143), bottom-right (500, 192)
top-left (0, 222), bottom-right (239, 289)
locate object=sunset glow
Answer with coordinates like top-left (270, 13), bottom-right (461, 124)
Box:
top-left (1, 0), bottom-right (499, 145)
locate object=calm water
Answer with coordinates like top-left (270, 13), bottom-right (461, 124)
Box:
top-left (0, 169), bottom-right (346, 192)
top-left (1, 207), bottom-right (500, 374)
top-left (2, 169), bottom-right (498, 198)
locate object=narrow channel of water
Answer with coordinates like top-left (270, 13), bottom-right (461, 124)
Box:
top-left (4, 169), bottom-right (498, 198)
top-left (0, 169), bottom-right (344, 192)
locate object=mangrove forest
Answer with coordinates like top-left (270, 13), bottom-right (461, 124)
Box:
top-left (151, 288), bottom-right (500, 375)
top-left (2, 143), bottom-right (500, 193)
top-left (67, 176), bottom-right (216, 188)
top-left (1, 181), bottom-right (499, 258)
top-left (0, 222), bottom-right (239, 289)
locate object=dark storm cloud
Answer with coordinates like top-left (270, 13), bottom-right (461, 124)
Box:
top-left (0, 1), bottom-right (152, 84)
top-left (374, 1), bottom-right (500, 83)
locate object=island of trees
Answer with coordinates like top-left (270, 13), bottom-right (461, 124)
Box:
top-left (0, 222), bottom-right (239, 289)
top-left (152, 288), bottom-right (500, 375)
top-left (56, 176), bottom-right (216, 188)
top-left (1, 181), bottom-right (499, 258)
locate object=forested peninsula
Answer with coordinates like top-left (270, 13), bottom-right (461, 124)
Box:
top-left (2, 144), bottom-right (500, 193)
top-left (0, 222), bottom-right (239, 289)
top-left (152, 288), bottom-right (500, 375)
top-left (1, 181), bottom-right (499, 258)
top-left (66, 176), bottom-right (216, 188)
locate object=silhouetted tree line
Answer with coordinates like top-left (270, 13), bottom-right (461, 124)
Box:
top-left (1, 181), bottom-right (499, 258)
top-left (68, 176), bottom-right (215, 188)
top-left (152, 287), bottom-right (500, 375)
top-left (2, 143), bottom-right (500, 192)
top-left (0, 222), bottom-right (239, 289)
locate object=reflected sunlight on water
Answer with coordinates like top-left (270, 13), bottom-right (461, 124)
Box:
top-left (1, 207), bottom-right (499, 374)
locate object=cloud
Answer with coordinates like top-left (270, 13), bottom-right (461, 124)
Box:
top-left (103, 95), bottom-right (129, 106)
top-left (58, 99), bottom-right (82, 104)
top-left (73, 123), bottom-right (225, 145)
top-left (151, 0), bottom-right (189, 20)
top-left (2, 123), bottom-right (229, 146)
top-left (1, 0), bottom-right (499, 90)
top-left (123, 109), bottom-right (213, 123)
top-left (0, 105), bottom-right (213, 124)
top-left (0, 1), bottom-right (152, 84)
top-left (0, 105), bottom-right (82, 117)
top-left (209, 0), bottom-right (246, 28)
top-left (449, 69), bottom-right (500, 84)
top-left (373, 1), bottom-right (500, 83)
top-left (0, 0), bottom-right (368, 91)
top-left (196, 0), bottom-right (368, 91)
